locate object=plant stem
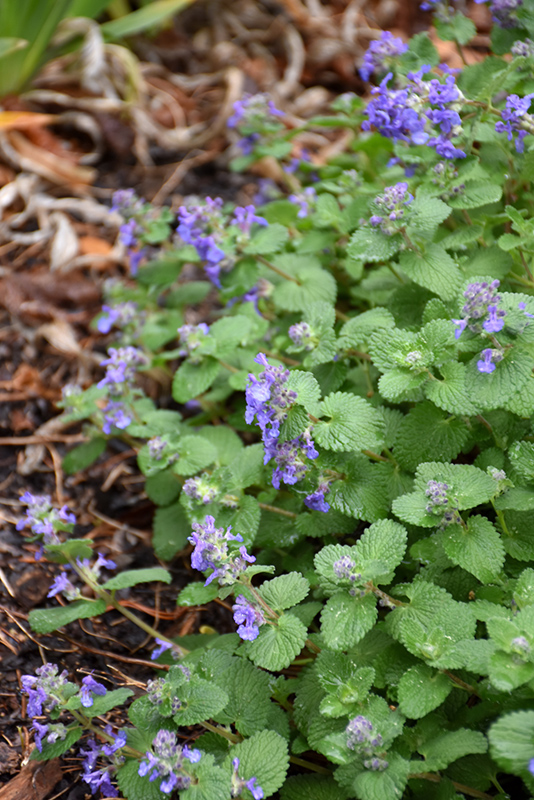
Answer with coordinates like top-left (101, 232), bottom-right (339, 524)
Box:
top-left (255, 254), bottom-right (300, 284)
top-left (362, 449), bottom-right (389, 463)
top-left (443, 670), bottom-right (479, 696)
top-left (218, 359), bottom-right (239, 373)
top-left (409, 772), bottom-right (493, 799)
top-left (289, 755), bottom-right (332, 774)
top-left (258, 502), bottom-right (298, 519)
top-left (200, 721), bottom-right (241, 743)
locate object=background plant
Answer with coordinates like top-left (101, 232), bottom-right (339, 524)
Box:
top-left (16, 1), bottom-right (534, 797)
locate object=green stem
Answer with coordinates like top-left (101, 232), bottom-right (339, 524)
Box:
top-left (70, 709), bottom-right (143, 758)
top-left (289, 755), bottom-right (332, 775)
top-left (367, 581), bottom-right (404, 607)
top-left (443, 670), bottom-right (479, 696)
top-left (362, 449), bottom-right (389, 463)
top-left (201, 721), bottom-right (241, 743)
top-left (218, 359), bottom-right (239, 373)
top-left (255, 254), bottom-right (300, 284)
top-left (409, 772), bottom-right (493, 800)
top-left (492, 501), bottom-right (511, 537)
top-left (258, 502), bottom-right (298, 519)
top-left (335, 309), bottom-right (350, 322)
top-left (519, 249), bottom-right (534, 282)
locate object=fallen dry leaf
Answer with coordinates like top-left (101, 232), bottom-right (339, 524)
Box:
top-left (0, 111), bottom-right (58, 130)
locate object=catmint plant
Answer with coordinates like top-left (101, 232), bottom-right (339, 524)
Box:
top-left (20, 3), bottom-right (534, 798)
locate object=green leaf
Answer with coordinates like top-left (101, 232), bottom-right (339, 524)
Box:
top-left (102, 568), bottom-right (171, 591)
top-left (177, 582), bottom-right (219, 607)
top-left (399, 244), bottom-right (461, 301)
top-left (44, 539), bottom-right (92, 564)
top-left (347, 228), bottom-right (402, 263)
top-left (117, 757), bottom-right (169, 800)
top-left (286, 370), bottom-right (322, 414)
top-left (356, 519), bottom-right (408, 584)
top-left (29, 599), bottom-right (107, 634)
top-left (173, 677), bottom-right (229, 726)
top-left (225, 730), bottom-right (289, 798)
top-left (447, 182), bottom-right (502, 209)
top-left (320, 593), bottom-right (377, 650)
top-left (260, 573), bottom-right (310, 611)
top-left (62, 437), bottom-right (106, 475)
top-left (489, 710), bottom-right (534, 776)
top-left (414, 462), bottom-right (498, 509)
top-left (315, 392), bottom-right (384, 452)
top-left (172, 357), bottom-right (221, 403)
top-left (441, 516), bottom-right (505, 583)
top-left (435, 11), bottom-right (476, 44)
top-left (213, 659), bottom-right (273, 736)
top-left (465, 350), bottom-right (534, 411)
top-left (101, 0), bottom-right (194, 39)
top-left (31, 725), bottom-right (83, 761)
top-left (338, 308), bottom-right (395, 350)
top-left (419, 729), bottom-right (488, 772)
top-left (211, 315), bottom-right (252, 359)
top-left (229, 443), bottom-right (264, 488)
top-left (378, 369), bottom-right (428, 402)
top-left (394, 402), bottom-right (471, 472)
top-left (248, 614), bottom-right (308, 670)
top-left (281, 775), bottom-right (349, 800)
top-left (145, 469), bottom-right (180, 505)
top-left (152, 502), bottom-right (190, 561)
top-left (407, 196), bottom-right (451, 236)
top-left (397, 664), bottom-right (452, 719)
top-left (425, 361), bottom-right (478, 415)
top-left (173, 435), bottom-right (217, 476)
top-left (509, 441), bottom-right (534, 481)
top-left (271, 255), bottom-right (337, 311)
top-left (337, 753), bottom-right (410, 800)
top-left (500, 510), bottom-right (534, 560)
top-left (329, 457), bottom-right (391, 522)
top-left (68, 687), bottom-right (134, 717)
top-left (244, 223), bottom-right (289, 254)
top-left (181, 757), bottom-right (229, 800)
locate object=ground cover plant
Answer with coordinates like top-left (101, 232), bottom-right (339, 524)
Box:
top-left (15, 1), bottom-right (534, 797)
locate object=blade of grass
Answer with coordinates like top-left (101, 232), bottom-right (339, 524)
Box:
top-left (100, 0), bottom-right (195, 40)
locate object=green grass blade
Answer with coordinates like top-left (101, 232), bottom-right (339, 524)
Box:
top-left (100, 0), bottom-right (195, 40)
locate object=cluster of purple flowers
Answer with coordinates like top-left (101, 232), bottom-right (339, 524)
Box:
top-left (452, 280), bottom-right (507, 341)
top-left (425, 480), bottom-right (460, 523)
top-left (363, 67), bottom-right (466, 159)
top-left (111, 190), bottom-right (148, 275)
top-left (138, 730), bottom-right (201, 794)
top-left (420, 0), bottom-right (455, 19)
top-left (229, 277), bottom-right (273, 314)
top-left (332, 556), bottom-right (365, 596)
top-left (148, 436), bottom-right (168, 461)
top-left (288, 187), bottom-right (317, 218)
top-left (81, 726), bottom-right (126, 797)
top-left (360, 31), bottom-right (408, 82)
top-left (230, 756), bottom-right (264, 799)
top-left (474, 0), bottom-right (522, 28)
top-left (511, 635), bottom-right (531, 657)
top-left (495, 93), bottom-right (534, 153)
top-left (188, 515), bottom-right (255, 586)
top-left (151, 638), bottom-right (183, 661)
top-left (47, 554), bottom-right (115, 602)
top-left (31, 721), bottom-right (67, 753)
top-left (288, 321), bottom-right (315, 351)
top-left (17, 492), bottom-right (76, 558)
top-left (98, 346), bottom-right (147, 435)
top-left (177, 197), bottom-right (226, 285)
top-left (183, 475), bottom-right (219, 505)
top-left (97, 301), bottom-right (139, 334)
top-left (511, 39), bottom-right (534, 57)
top-left (228, 93), bottom-right (284, 156)
top-left (304, 481), bottom-right (332, 513)
top-left (346, 716), bottom-right (388, 771)
top-left (177, 323), bottom-right (210, 364)
top-left (246, 353), bottom-right (297, 450)
top-left (231, 205), bottom-right (268, 234)
top-left (370, 181), bottom-right (414, 233)
top-left (232, 595), bottom-right (266, 641)
top-left (21, 663), bottom-right (69, 717)
top-left (266, 433), bottom-right (319, 489)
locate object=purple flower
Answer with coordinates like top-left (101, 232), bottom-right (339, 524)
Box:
top-left (148, 436), bottom-right (168, 460)
top-left (177, 198), bottom-right (226, 286)
top-left (21, 664), bottom-right (69, 718)
top-left (288, 187), bottom-right (316, 218)
top-left (17, 494), bottom-right (75, 551)
top-left (183, 476), bottom-right (219, 505)
top-left (453, 280), bottom-right (506, 339)
top-left (188, 515), bottom-right (255, 586)
top-left (98, 346), bottom-right (147, 395)
top-left (94, 553), bottom-right (116, 573)
top-left (270, 435), bottom-right (318, 489)
top-left (529, 757), bottom-right (534, 776)
top-left (102, 401), bottom-right (132, 435)
top-left (177, 323), bottom-right (210, 363)
top-left (47, 573), bottom-right (77, 599)
top-left (80, 727), bottom-right (125, 798)
top-left (245, 353), bottom-right (298, 450)
top-left (79, 674), bottom-right (107, 708)
top-left (31, 721), bottom-right (49, 752)
top-left (495, 93), bottom-right (534, 152)
top-left (151, 638), bottom-right (173, 660)
top-left (231, 205), bottom-right (268, 233)
top-left (474, 0), bottom-right (522, 28)
top-left (360, 31), bottom-right (408, 82)
top-left (477, 348), bottom-right (503, 374)
top-left (111, 189), bottom-right (143, 216)
top-left (227, 94), bottom-right (283, 129)
top-left (288, 321), bottom-right (315, 351)
top-left (232, 595), bottom-right (265, 640)
top-left (231, 756), bottom-right (264, 799)
top-left (370, 182), bottom-right (414, 233)
top-left (138, 730), bottom-right (199, 795)
top-left (97, 302), bottom-right (139, 334)
top-left (452, 318), bottom-right (467, 339)
top-left (304, 481), bottom-right (331, 513)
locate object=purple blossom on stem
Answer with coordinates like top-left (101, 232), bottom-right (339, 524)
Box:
top-left (151, 639), bottom-right (174, 660)
top-left (288, 321), bottom-right (315, 351)
top-left (231, 757), bottom-right (264, 799)
top-left (138, 730), bottom-right (200, 795)
top-left (346, 716), bottom-right (388, 771)
top-left (21, 664), bottom-right (69, 718)
top-left (102, 401), bottom-right (132, 435)
top-left (370, 181), bottom-right (414, 233)
top-left (119, 218), bottom-right (140, 248)
top-left (477, 348), bottom-right (503, 374)
top-left (227, 93), bottom-right (284, 129)
top-left (47, 572), bottom-right (78, 600)
top-left (360, 31), bottom-right (408, 82)
top-left (80, 726), bottom-right (126, 798)
top-left (98, 346), bottom-right (147, 395)
top-left (183, 476), bottom-right (219, 505)
top-left (232, 595), bottom-right (266, 640)
top-left (148, 436), bottom-right (168, 461)
top-left (268, 434), bottom-right (319, 489)
top-left (245, 353), bottom-right (298, 452)
top-left (17, 493), bottom-right (76, 556)
top-left (79, 674), bottom-right (107, 708)
top-left (177, 323), bottom-right (210, 363)
top-left (452, 280), bottom-right (506, 339)
top-left (474, 0), bottom-right (522, 28)
top-left (177, 197), bottom-right (226, 286)
top-left (231, 205), bottom-right (268, 233)
top-left (31, 721), bottom-right (67, 753)
top-left (228, 278), bottom-right (273, 313)
top-left (188, 515), bottom-right (255, 586)
top-left (495, 93), bottom-right (534, 152)
top-left (288, 187), bottom-right (316, 218)
top-left (304, 481), bottom-right (331, 513)
top-left (97, 301), bottom-right (139, 334)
